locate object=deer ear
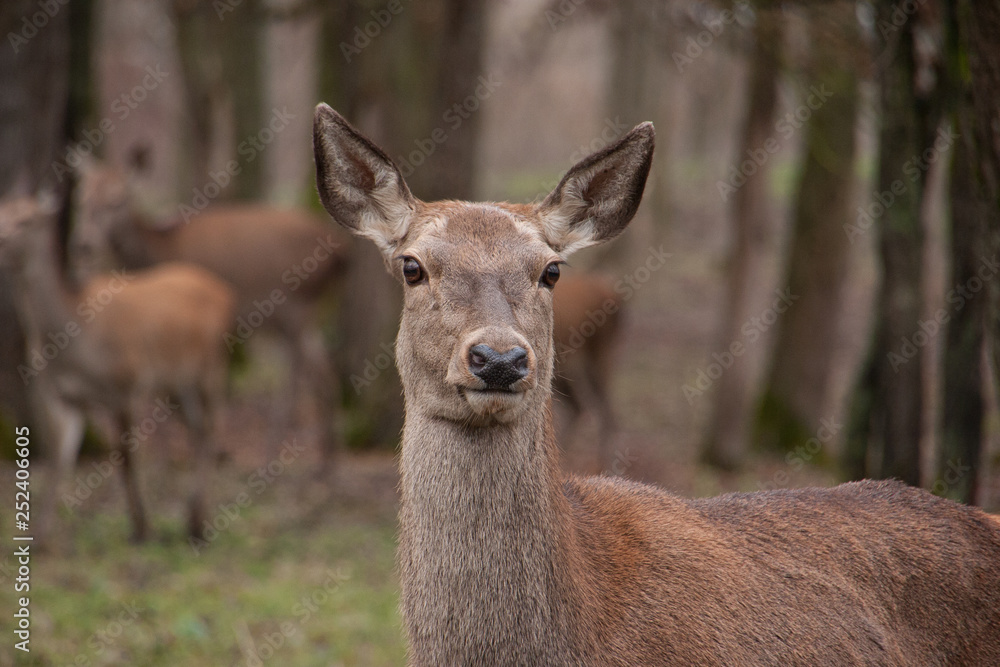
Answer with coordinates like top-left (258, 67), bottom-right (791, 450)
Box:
top-left (536, 122), bottom-right (654, 256)
top-left (313, 104), bottom-right (415, 258)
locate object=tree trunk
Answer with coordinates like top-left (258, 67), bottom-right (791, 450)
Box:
top-left (0, 0), bottom-right (72, 455)
top-left (754, 1), bottom-right (861, 454)
top-left (0, 0), bottom-right (71, 192)
top-left (173, 0), bottom-right (224, 191)
top-left (218, 0), bottom-right (264, 201)
top-left (420, 0), bottom-right (485, 201)
top-left (318, 0), bottom-right (487, 448)
top-left (702, 6), bottom-right (784, 469)
top-left (938, 0), bottom-right (1000, 503)
top-left (940, 127), bottom-right (986, 502)
top-left (601, 0), bottom-right (664, 268)
top-left (845, 0), bottom-right (945, 486)
top-left (173, 0), bottom-right (264, 201)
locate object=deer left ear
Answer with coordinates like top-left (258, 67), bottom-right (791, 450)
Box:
top-left (535, 122), bottom-right (654, 257)
top-left (313, 104), bottom-right (416, 260)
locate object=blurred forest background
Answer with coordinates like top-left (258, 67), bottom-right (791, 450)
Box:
top-left (1, 0), bottom-right (999, 664)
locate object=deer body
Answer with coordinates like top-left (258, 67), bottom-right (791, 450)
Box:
top-left (1, 197), bottom-right (235, 541)
top-left (313, 107), bottom-right (1000, 665)
top-left (72, 167), bottom-right (349, 460)
top-left (552, 273), bottom-right (622, 467)
top-left (93, 204), bottom-right (347, 311)
top-left (404, 412), bottom-right (1000, 664)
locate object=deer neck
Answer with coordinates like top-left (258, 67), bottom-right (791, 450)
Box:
top-left (110, 214), bottom-right (170, 268)
top-left (398, 397), bottom-right (583, 664)
top-left (12, 224), bottom-right (79, 346)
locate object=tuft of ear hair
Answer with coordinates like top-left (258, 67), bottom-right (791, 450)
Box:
top-left (313, 104), bottom-right (415, 258)
top-left (536, 122), bottom-right (654, 257)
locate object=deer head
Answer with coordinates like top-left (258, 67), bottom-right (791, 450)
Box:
top-left (313, 105), bottom-right (653, 427)
top-left (69, 156), bottom-right (132, 268)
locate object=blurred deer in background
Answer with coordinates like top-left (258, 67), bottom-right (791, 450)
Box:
top-left (0, 196), bottom-right (235, 543)
top-left (70, 157), bottom-right (348, 463)
top-left (552, 272), bottom-right (622, 470)
top-left (313, 105), bottom-right (1000, 665)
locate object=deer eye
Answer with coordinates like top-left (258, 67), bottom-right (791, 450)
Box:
top-left (540, 262), bottom-right (561, 288)
top-left (402, 257), bottom-right (424, 285)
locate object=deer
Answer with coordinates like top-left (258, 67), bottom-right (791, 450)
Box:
top-left (0, 195), bottom-right (236, 543)
top-left (70, 158), bottom-right (348, 463)
top-left (312, 104), bottom-right (1000, 665)
top-left (552, 272), bottom-right (622, 470)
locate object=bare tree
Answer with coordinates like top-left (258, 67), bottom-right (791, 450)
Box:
top-left (0, 0), bottom-right (73, 450)
top-left (172, 0), bottom-right (264, 199)
top-left (219, 0), bottom-right (265, 200)
top-left (702, 5), bottom-right (784, 469)
top-left (938, 0), bottom-right (1000, 503)
top-left (754, 0), bottom-right (862, 455)
top-left (845, 0), bottom-right (946, 485)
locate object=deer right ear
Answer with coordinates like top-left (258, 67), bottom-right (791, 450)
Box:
top-left (536, 122), bottom-right (654, 257)
top-left (313, 104), bottom-right (415, 258)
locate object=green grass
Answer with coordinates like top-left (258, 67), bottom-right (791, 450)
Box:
top-left (0, 463), bottom-right (406, 667)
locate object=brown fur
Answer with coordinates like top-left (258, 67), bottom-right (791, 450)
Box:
top-left (313, 105), bottom-right (1000, 665)
top-left (553, 273), bottom-right (622, 466)
top-left (71, 162), bottom-right (349, 460)
top-left (0, 196), bottom-right (235, 542)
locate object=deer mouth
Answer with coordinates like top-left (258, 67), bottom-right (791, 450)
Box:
top-left (460, 385), bottom-right (526, 419)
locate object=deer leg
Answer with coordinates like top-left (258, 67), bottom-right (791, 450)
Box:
top-left (584, 363), bottom-right (619, 472)
top-left (117, 408), bottom-right (149, 543)
top-left (179, 387), bottom-right (214, 540)
top-left (298, 327), bottom-right (341, 473)
top-left (35, 393), bottom-right (85, 545)
top-left (558, 361), bottom-right (615, 472)
top-left (264, 333), bottom-right (299, 461)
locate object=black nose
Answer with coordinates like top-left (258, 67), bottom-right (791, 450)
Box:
top-left (468, 344), bottom-right (529, 389)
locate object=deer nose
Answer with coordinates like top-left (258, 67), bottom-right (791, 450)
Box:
top-left (468, 344), bottom-right (529, 390)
